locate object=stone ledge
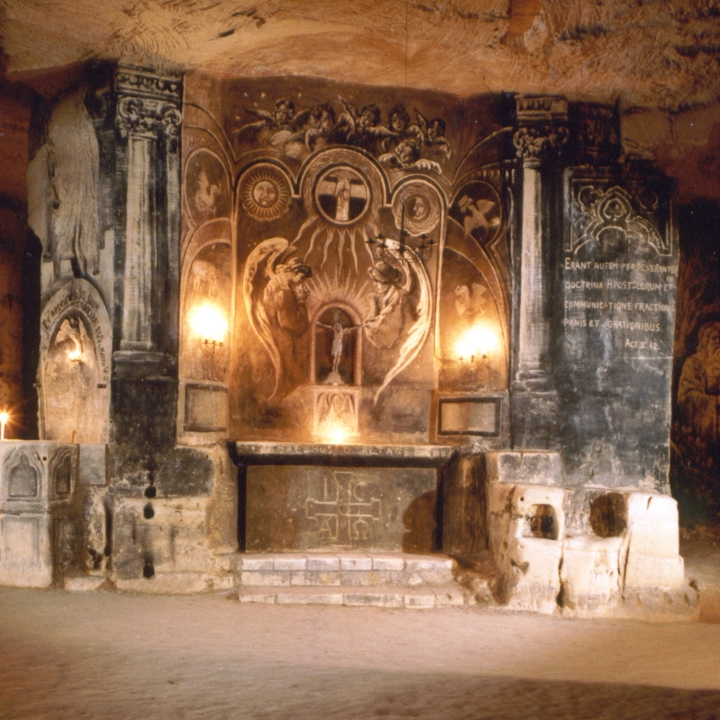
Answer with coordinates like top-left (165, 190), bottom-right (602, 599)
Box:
top-left (235, 552), bottom-right (455, 573)
top-left (233, 442), bottom-right (455, 467)
top-left (234, 553), bottom-right (456, 587)
top-left (234, 585), bottom-right (467, 608)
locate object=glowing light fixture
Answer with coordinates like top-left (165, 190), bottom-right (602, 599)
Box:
top-left (0, 411), bottom-right (9, 441)
top-left (328, 426), bottom-right (347, 444)
top-left (455, 324), bottom-right (499, 361)
top-left (190, 303), bottom-right (228, 344)
top-left (189, 303), bottom-right (228, 380)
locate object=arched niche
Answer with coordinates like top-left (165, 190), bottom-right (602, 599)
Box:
top-left (179, 238), bottom-right (232, 383)
top-left (39, 279), bottom-right (111, 444)
top-left (3, 448), bottom-right (44, 500)
top-left (310, 303), bottom-right (363, 387)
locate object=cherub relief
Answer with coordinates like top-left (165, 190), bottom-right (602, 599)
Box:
top-left (304, 103), bottom-right (337, 151)
top-left (379, 139), bottom-right (442, 174)
top-left (234, 98), bottom-right (311, 146)
top-left (335, 99), bottom-right (397, 154)
top-left (417, 112), bottom-right (451, 161)
top-left (233, 95), bottom-right (451, 173)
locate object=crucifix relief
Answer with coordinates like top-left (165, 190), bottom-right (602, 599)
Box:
top-left (313, 306), bottom-right (361, 386)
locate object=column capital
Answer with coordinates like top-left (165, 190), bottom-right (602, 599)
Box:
top-left (514, 95), bottom-right (568, 165)
top-left (116, 65), bottom-right (182, 141)
top-left (513, 124), bottom-right (569, 165)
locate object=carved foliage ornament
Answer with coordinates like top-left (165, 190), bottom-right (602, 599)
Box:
top-left (513, 124), bottom-right (569, 162)
top-left (570, 186), bottom-right (668, 257)
top-left (117, 96), bottom-right (181, 140)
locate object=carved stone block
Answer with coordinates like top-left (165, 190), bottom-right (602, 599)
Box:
top-left (245, 465), bottom-right (437, 553)
top-left (0, 515), bottom-right (52, 588)
top-left (438, 397), bottom-right (499, 436)
top-left (184, 383), bottom-right (228, 432)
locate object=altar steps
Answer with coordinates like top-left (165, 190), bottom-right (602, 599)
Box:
top-left (227, 552), bottom-right (491, 608)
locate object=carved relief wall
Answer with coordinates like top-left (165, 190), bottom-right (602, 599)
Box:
top-left (38, 279), bottom-right (111, 444)
top-left (179, 75), bottom-right (513, 444)
top-left (671, 202), bottom-right (720, 525)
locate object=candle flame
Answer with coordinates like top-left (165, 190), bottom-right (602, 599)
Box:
top-left (327, 426), bottom-right (347, 444)
top-left (455, 324), bottom-right (499, 359)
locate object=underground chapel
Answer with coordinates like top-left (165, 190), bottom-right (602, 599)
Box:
top-left (0, 2), bottom-right (718, 616)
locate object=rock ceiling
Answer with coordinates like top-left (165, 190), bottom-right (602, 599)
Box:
top-left (2, 0), bottom-right (720, 109)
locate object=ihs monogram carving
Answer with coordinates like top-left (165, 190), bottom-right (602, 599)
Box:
top-left (513, 125), bottom-right (569, 163)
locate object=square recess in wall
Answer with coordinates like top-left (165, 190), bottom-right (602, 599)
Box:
top-left (438, 397), bottom-right (501, 437)
top-left (184, 384), bottom-right (228, 432)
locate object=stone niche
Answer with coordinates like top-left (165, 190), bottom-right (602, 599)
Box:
top-left (38, 279), bottom-right (111, 444)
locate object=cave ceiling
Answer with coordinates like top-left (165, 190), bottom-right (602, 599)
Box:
top-left (1, 0), bottom-right (720, 109)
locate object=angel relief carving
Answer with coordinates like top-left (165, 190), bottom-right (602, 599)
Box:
top-left (244, 238), bottom-right (313, 400)
top-left (364, 242), bottom-right (433, 402)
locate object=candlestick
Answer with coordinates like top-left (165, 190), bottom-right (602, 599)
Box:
top-left (0, 411), bottom-right (9, 441)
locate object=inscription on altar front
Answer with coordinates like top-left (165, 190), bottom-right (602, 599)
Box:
top-left (245, 465), bottom-right (436, 552)
top-left (305, 472), bottom-right (382, 545)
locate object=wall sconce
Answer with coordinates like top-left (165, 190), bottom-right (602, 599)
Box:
top-left (455, 324), bottom-right (498, 362)
top-left (454, 325), bottom-right (499, 389)
top-left (0, 410), bottom-right (9, 441)
top-left (189, 303), bottom-right (228, 381)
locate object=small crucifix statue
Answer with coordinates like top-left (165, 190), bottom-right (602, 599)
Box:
top-left (316, 320), bottom-right (361, 384)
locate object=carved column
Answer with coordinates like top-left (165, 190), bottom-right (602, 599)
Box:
top-left (512, 97), bottom-right (568, 389)
top-left (112, 65), bottom-right (182, 453)
top-left (115, 66), bottom-right (181, 354)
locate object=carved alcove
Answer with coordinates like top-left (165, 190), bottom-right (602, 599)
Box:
top-left (2, 448), bottom-right (44, 501)
top-left (49, 446), bottom-right (76, 500)
top-left (309, 304), bottom-right (363, 440)
top-left (38, 279), bottom-right (111, 444)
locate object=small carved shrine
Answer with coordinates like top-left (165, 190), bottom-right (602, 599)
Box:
top-left (0, 63), bottom-right (691, 616)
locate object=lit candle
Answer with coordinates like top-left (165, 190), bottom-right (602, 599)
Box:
top-left (328, 426), bottom-right (347, 445)
top-left (0, 411), bottom-right (9, 441)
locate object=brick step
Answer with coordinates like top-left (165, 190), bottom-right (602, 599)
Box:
top-left (232, 584), bottom-right (468, 609)
top-left (231, 552), bottom-right (456, 588)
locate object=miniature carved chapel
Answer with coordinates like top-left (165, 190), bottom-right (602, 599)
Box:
top-left (0, 56), bottom-right (697, 616)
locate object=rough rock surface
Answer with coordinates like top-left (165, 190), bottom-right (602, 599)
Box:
top-left (3, 0), bottom-right (720, 110)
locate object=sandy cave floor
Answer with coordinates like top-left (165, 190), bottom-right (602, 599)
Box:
top-left (1, 587), bottom-right (720, 720)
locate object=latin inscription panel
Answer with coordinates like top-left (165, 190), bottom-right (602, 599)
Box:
top-left (557, 180), bottom-right (678, 488)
